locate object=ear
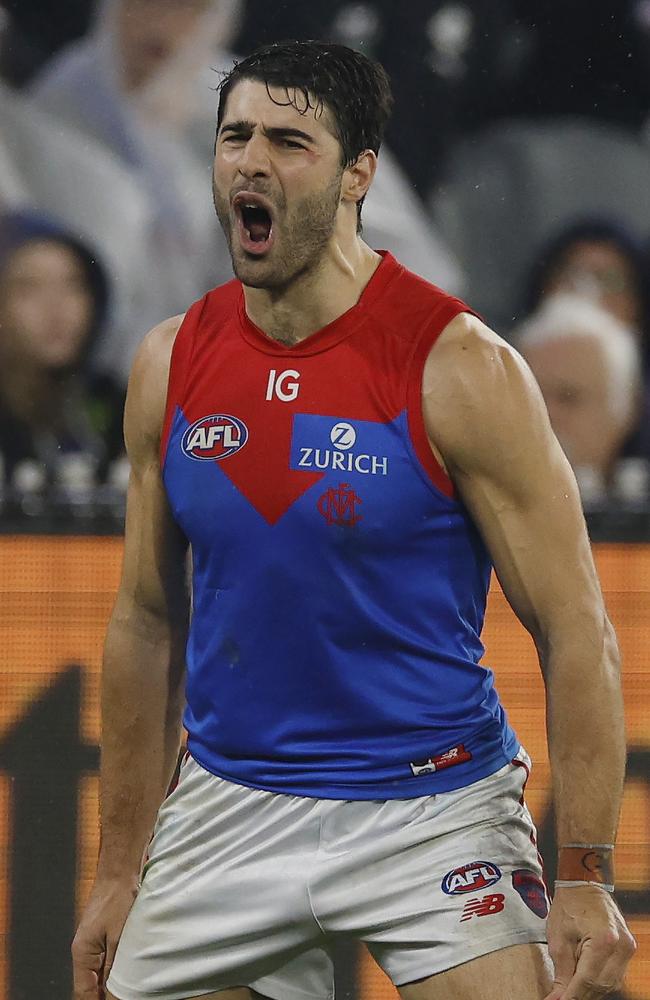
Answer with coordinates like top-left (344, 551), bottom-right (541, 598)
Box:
top-left (341, 150), bottom-right (378, 209)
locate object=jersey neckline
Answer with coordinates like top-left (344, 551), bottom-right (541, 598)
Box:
top-left (236, 250), bottom-right (402, 356)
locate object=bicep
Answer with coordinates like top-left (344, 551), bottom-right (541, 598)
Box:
top-left (114, 319), bottom-right (189, 629)
top-left (118, 456), bottom-right (189, 628)
top-left (427, 316), bottom-right (606, 651)
top-left (454, 433), bottom-right (602, 650)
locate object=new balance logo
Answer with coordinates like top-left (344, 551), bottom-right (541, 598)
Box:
top-left (459, 893), bottom-right (505, 922)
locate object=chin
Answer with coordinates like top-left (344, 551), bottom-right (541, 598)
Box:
top-left (232, 257), bottom-right (285, 290)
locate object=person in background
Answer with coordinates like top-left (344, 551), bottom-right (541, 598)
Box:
top-left (0, 211), bottom-right (125, 493)
top-left (515, 293), bottom-right (643, 505)
top-left (522, 218), bottom-right (650, 466)
top-left (523, 219), bottom-right (650, 349)
top-left (29, 0), bottom-right (238, 348)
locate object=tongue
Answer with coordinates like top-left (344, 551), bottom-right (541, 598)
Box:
top-left (249, 220), bottom-right (270, 242)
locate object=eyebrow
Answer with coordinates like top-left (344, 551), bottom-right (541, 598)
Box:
top-left (220, 120), bottom-right (316, 144)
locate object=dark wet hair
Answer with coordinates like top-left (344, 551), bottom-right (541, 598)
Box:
top-left (216, 39), bottom-right (394, 229)
top-left (523, 217), bottom-right (650, 364)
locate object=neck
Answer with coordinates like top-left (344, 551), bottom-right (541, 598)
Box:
top-left (242, 235), bottom-right (382, 346)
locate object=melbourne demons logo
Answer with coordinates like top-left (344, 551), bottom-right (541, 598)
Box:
top-left (318, 483), bottom-right (362, 526)
top-left (181, 414), bottom-right (249, 461)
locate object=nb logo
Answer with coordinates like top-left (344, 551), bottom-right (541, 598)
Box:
top-left (459, 893), bottom-right (505, 922)
top-left (266, 369), bottom-right (300, 402)
top-left (330, 422), bottom-right (356, 450)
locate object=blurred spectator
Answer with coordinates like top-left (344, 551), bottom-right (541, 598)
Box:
top-left (523, 218), bottom-right (650, 462)
top-left (432, 118), bottom-right (650, 331)
top-left (0, 212), bottom-right (125, 494)
top-left (515, 294), bottom-right (644, 505)
top-left (0, 79), bottom-right (159, 381)
top-left (29, 0), bottom-right (236, 360)
top-left (523, 219), bottom-right (650, 355)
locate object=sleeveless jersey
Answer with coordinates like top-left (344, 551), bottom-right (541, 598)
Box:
top-left (161, 251), bottom-right (519, 798)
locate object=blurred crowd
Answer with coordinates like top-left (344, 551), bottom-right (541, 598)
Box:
top-left (2, 0), bottom-right (650, 521)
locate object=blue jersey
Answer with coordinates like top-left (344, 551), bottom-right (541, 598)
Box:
top-left (161, 252), bottom-right (519, 798)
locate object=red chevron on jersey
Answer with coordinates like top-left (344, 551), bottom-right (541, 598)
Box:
top-left (159, 252), bottom-right (520, 799)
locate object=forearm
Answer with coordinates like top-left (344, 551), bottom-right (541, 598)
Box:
top-left (543, 614), bottom-right (625, 847)
top-left (97, 600), bottom-right (187, 882)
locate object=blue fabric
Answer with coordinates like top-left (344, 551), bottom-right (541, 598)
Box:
top-left (164, 403), bottom-right (518, 799)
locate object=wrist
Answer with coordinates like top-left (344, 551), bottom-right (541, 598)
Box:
top-left (556, 843), bottom-right (615, 892)
top-left (554, 879), bottom-right (615, 894)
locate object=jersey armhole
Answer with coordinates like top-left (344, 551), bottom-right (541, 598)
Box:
top-left (159, 296), bottom-right (208, 468)
top-left (405, 301), bottom-right (481, 500)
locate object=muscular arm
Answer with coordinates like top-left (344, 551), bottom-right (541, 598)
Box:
top-left (98, 314), bottom-right (189, 882)
top-left (424, 312), bottom-right (634, 997)
top-left (424, 312), bottom-right (624, 847)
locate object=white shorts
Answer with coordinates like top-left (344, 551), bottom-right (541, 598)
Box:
top-left (107, 750), bottom-right (548, 1000)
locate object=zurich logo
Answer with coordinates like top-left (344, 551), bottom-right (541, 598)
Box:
top-left (181, 414), bottom-right (248, 461)
top-left (330, 422), bottom-right (356, 450)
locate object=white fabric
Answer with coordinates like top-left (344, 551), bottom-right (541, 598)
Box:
top-left (107, 750), bottom-right (546, 1000)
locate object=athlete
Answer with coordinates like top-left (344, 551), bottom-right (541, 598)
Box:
top-left (72, 40), bottom-right (635, 1000)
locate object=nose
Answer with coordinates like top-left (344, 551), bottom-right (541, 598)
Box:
top-left (237, 133), bottom-right (271, 180)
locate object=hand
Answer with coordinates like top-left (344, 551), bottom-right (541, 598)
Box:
top-left (544, 885), bottom-right (636, 999)
top-left (72, 877), bottom-right (138, 999)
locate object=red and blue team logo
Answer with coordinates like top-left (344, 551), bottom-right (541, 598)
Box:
top-left (181, 414), bottom-right (249, 461)
top-left (441, 861), bottom-right (502, 895)
top-left (511, 869), bottom-right (549, 919)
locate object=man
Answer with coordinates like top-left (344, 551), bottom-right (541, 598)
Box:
top-left (72, 40), bottom-right (635, 1000)
top-left (516, 293), bottom-right (642, 503)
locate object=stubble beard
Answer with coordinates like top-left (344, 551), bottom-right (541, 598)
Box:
top-left (213, 171), bottom-right (343, 291)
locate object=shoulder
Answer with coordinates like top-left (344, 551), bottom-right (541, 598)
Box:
top-left (425, 311), bottom-right (530, 388)
top-left (124, 314), bottom-right (185, 458)
top-left (376, 258), bottom-right (473, 341)
top-left (423, 312), bottom-right (554, 479)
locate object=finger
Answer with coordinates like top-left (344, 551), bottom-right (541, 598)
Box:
top-left (559, 939), bottom-right (616, 1000)
top-left (102, 942), bottom-right (117, 994)
top-left (72, 942), bottom-right (105, 999)
top-left (72, 963), bottom-right (100, 1000)
top-left (544, 936), bottom-right (579, 1000)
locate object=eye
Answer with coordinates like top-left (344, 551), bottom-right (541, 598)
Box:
top-left (281, 139), bottom-right (306, 150)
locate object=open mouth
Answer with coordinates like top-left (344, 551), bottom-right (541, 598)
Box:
top-left (233, 194), bottom-right (275, 256)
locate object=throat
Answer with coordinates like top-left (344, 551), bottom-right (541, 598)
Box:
top-left (265, 321), bottom-right (303, 347)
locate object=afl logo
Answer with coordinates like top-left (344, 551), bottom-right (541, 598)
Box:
top-left (330, 422), bottom-right (356, 450)
top-left (181, 414), bottom-right (248, 461)
top-left (441, 861), bottom-right (502, 895)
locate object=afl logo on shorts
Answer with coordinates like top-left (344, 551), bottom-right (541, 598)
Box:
top-left (181, 414), bottom-right (249, 461)
top-left (441, 861), bottom-right (502, 895)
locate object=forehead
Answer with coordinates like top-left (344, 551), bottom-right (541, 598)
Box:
top-left (527, 335), bottom-right (608, 385)
top-left (220, 78), bottom-right (339, 143)
top-left (3, 241), bottom-right (82, 279)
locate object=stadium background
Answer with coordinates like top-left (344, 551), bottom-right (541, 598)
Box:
top-left (1, 537), bottom-right (650, 998)
top-left (3, 1), bottom-right (650, 998)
